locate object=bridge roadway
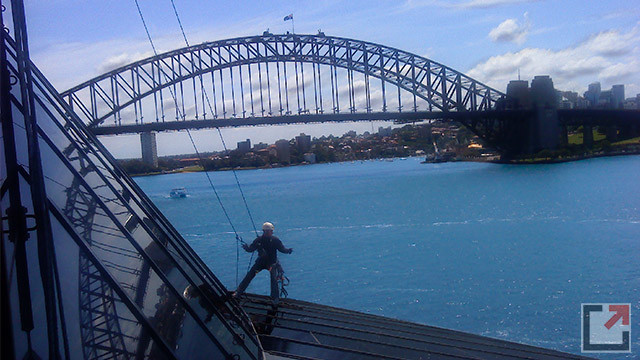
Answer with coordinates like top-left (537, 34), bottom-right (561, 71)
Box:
top-left (90, 110), bottom-right (530, 135)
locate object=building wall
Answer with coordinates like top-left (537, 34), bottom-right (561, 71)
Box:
top-left (296, 133), bottom-right (311, 153)
top-left (237, 139), bottom-right (251, 153)
top-left (275, 139), bottom-right (291, 163)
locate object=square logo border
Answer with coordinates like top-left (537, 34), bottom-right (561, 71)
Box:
top-left (581, 303), bottom-right (631, 353)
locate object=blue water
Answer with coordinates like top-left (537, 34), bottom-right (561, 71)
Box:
top-left (135, 156), bottom-right (640, 358)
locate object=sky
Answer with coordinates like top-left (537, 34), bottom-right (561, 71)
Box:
top-left (14, 0), bottom-right (640, 158)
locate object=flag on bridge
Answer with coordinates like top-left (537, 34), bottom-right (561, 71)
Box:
top-left (284, 14), bottom-right (293, 21)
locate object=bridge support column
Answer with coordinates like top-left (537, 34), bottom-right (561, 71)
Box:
top-left (583, 125), bottom-right (593, 148)
top-left (140, 132), bottom-right (158, 168)
top-left (620, 124), bottom-right (638, 139)
top-left (560, 125), bottom-right (568, 147)
top-left (605, 126), bottom-right (618, 142)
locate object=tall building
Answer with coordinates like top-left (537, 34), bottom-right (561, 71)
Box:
top-left (295, 133), bottom-right (311, 152)
top-left (378, 126), bottom-right (392, 137)
top-left (275, 139), bottom-right (291, 163)
top-left (611, 85), bottom-right (625, 109)
top-left (237, 138), bottom-right (251, 153)
top-left (584, 82), bottom-right (601, 107)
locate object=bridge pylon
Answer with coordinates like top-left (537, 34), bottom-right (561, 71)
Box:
top-left (141, 131), bottom-right (158, 167)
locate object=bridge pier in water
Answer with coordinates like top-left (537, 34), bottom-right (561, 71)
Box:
top-left (501, 76), bottom-right (562, 157)
top-left (605, 125), bottom-right (618, 142)
top-left (583, 125), bottom-right (594, 148)
top-left (140, 131), bottom-right (158, 167)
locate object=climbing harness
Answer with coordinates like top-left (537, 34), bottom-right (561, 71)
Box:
top-left (272, 262), bottom-right (290, 299)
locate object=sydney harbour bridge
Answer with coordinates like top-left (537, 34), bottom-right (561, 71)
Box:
top-left (60, 32), bottom-right (640, 161)
top-left (58, 33), bottom-right (516, 159)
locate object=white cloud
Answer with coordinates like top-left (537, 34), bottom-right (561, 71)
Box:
top-left (98, 51), bottom-right (154, 74)
top-left (468, 26), bottom-right (640, 93)
top-left (489, 14), bottom-right (530, 44)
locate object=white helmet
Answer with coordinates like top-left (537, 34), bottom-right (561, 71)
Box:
top-left (262, 222), bottom-right (275, 231)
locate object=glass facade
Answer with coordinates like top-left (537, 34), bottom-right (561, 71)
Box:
top-left (1, 13), bottom-right (261, 359)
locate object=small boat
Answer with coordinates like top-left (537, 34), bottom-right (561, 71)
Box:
top-left (169, 187), bottom-right (187, 198)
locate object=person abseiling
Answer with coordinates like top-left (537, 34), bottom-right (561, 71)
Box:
top-left (233, 222), bottom-right (293, 301)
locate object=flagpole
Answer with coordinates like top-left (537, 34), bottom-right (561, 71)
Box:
top-left (292, 17), bottom-right (295, 34)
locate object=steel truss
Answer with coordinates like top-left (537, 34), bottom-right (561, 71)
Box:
top-left (61, 33), bottom-right (505, 129)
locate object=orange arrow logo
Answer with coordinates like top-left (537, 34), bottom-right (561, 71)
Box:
top-left (604, 304), bottom-right (630, 330)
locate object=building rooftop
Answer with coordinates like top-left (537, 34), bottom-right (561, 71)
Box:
top-left (241, 294), bottom-right (594, 360)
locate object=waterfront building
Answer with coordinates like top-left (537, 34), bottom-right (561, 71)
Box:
top-left (378, 126), bottom-right (392, 137)
top-left (253, 142), bottom-right (268, 151)
top-left (611, 84), bottom-right (625, 109)
top-left (584, 82), bottom-right (601, 107)
top-left (237, 138), bottom-right (251, 153)
top-left (275, 139), bottom-right (291, 163)
top-left (295, 133), bottom-right (311, 152)
top-left (303, 152), bottom-right (317, 163)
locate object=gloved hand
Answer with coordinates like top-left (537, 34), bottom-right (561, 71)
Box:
top-left (242, 243), bottom-right (249, 251)
top-left (288, 248), bottom-right (293, 254)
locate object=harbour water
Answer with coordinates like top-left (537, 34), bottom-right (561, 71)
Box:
top-left (135, 156), bottom-right (640, 358)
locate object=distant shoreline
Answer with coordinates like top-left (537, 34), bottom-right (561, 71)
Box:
top-left (494, 149), bottom-right (640, 165)
top-left (127, 150), bottom-right (640, 177)
top-left (127, 157), bottom-right (414, 177)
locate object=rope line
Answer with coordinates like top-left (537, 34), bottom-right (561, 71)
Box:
top-left (168, 0), bottom-right (263, 288)
top-left (169, 0), bottom-right (259, 238)
top-left (135, 0), bottom-right (247, 286)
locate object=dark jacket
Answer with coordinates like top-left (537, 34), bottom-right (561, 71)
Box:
top-left (244, 234), bottom-right (291, 268)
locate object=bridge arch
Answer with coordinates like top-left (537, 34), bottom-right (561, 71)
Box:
top-left (62, 33), bottom-right (505, 129)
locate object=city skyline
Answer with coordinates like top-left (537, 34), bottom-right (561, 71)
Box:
top-left (10, 0), bottom-right (640, 157)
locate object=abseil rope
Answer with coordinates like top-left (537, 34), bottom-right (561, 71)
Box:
top-left (134, 0), bottom-right (252, 287)
top-left (168, 0), bottom-right (263, 281)
top-left (169, 0), bottom-right (259, 238)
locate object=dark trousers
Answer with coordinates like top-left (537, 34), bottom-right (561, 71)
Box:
top-left (236, 262), bottom-right (279, 300)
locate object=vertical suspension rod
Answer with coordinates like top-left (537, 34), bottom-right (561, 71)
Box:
top-left (257, 62), bottom-right (264, 116)
top-left (300, 48), bottom-right (307, 113)
top-left (283, 57), bottom-right (290, 114)
top-left (316, 41), bottom-right (323, 113)
top-left (178, 57), bottom-right (186, 119)
top-left (210, 65), bottom-right (218, 118)
top-left (379, 47), bottom-right (386, 112)
top-left (248, 59), bottom-right (255, 116)
top-left (151, 64), bottom-right (159, 121)
top-left (229, 67), bottom-right (236, 117)
top-left (331, 42), bottom-right (339, 113)
top-left (347, 43), bottom-right (354, 113)
top-left (293, 42), bottom-right (301, 114)
top-left (238, 47), bottom-right (246, 117)
top-left (364, 47), bottom-right (371, 112)
top-left (191, 52), bottom-right (199, 119)
top-left (276, 61), bottom-right (282, 115)
top-left (396, 52), bottom-right (401, 112)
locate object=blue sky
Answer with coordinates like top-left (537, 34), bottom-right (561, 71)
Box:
top-left (16, 0), bottom-right (640, 157)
